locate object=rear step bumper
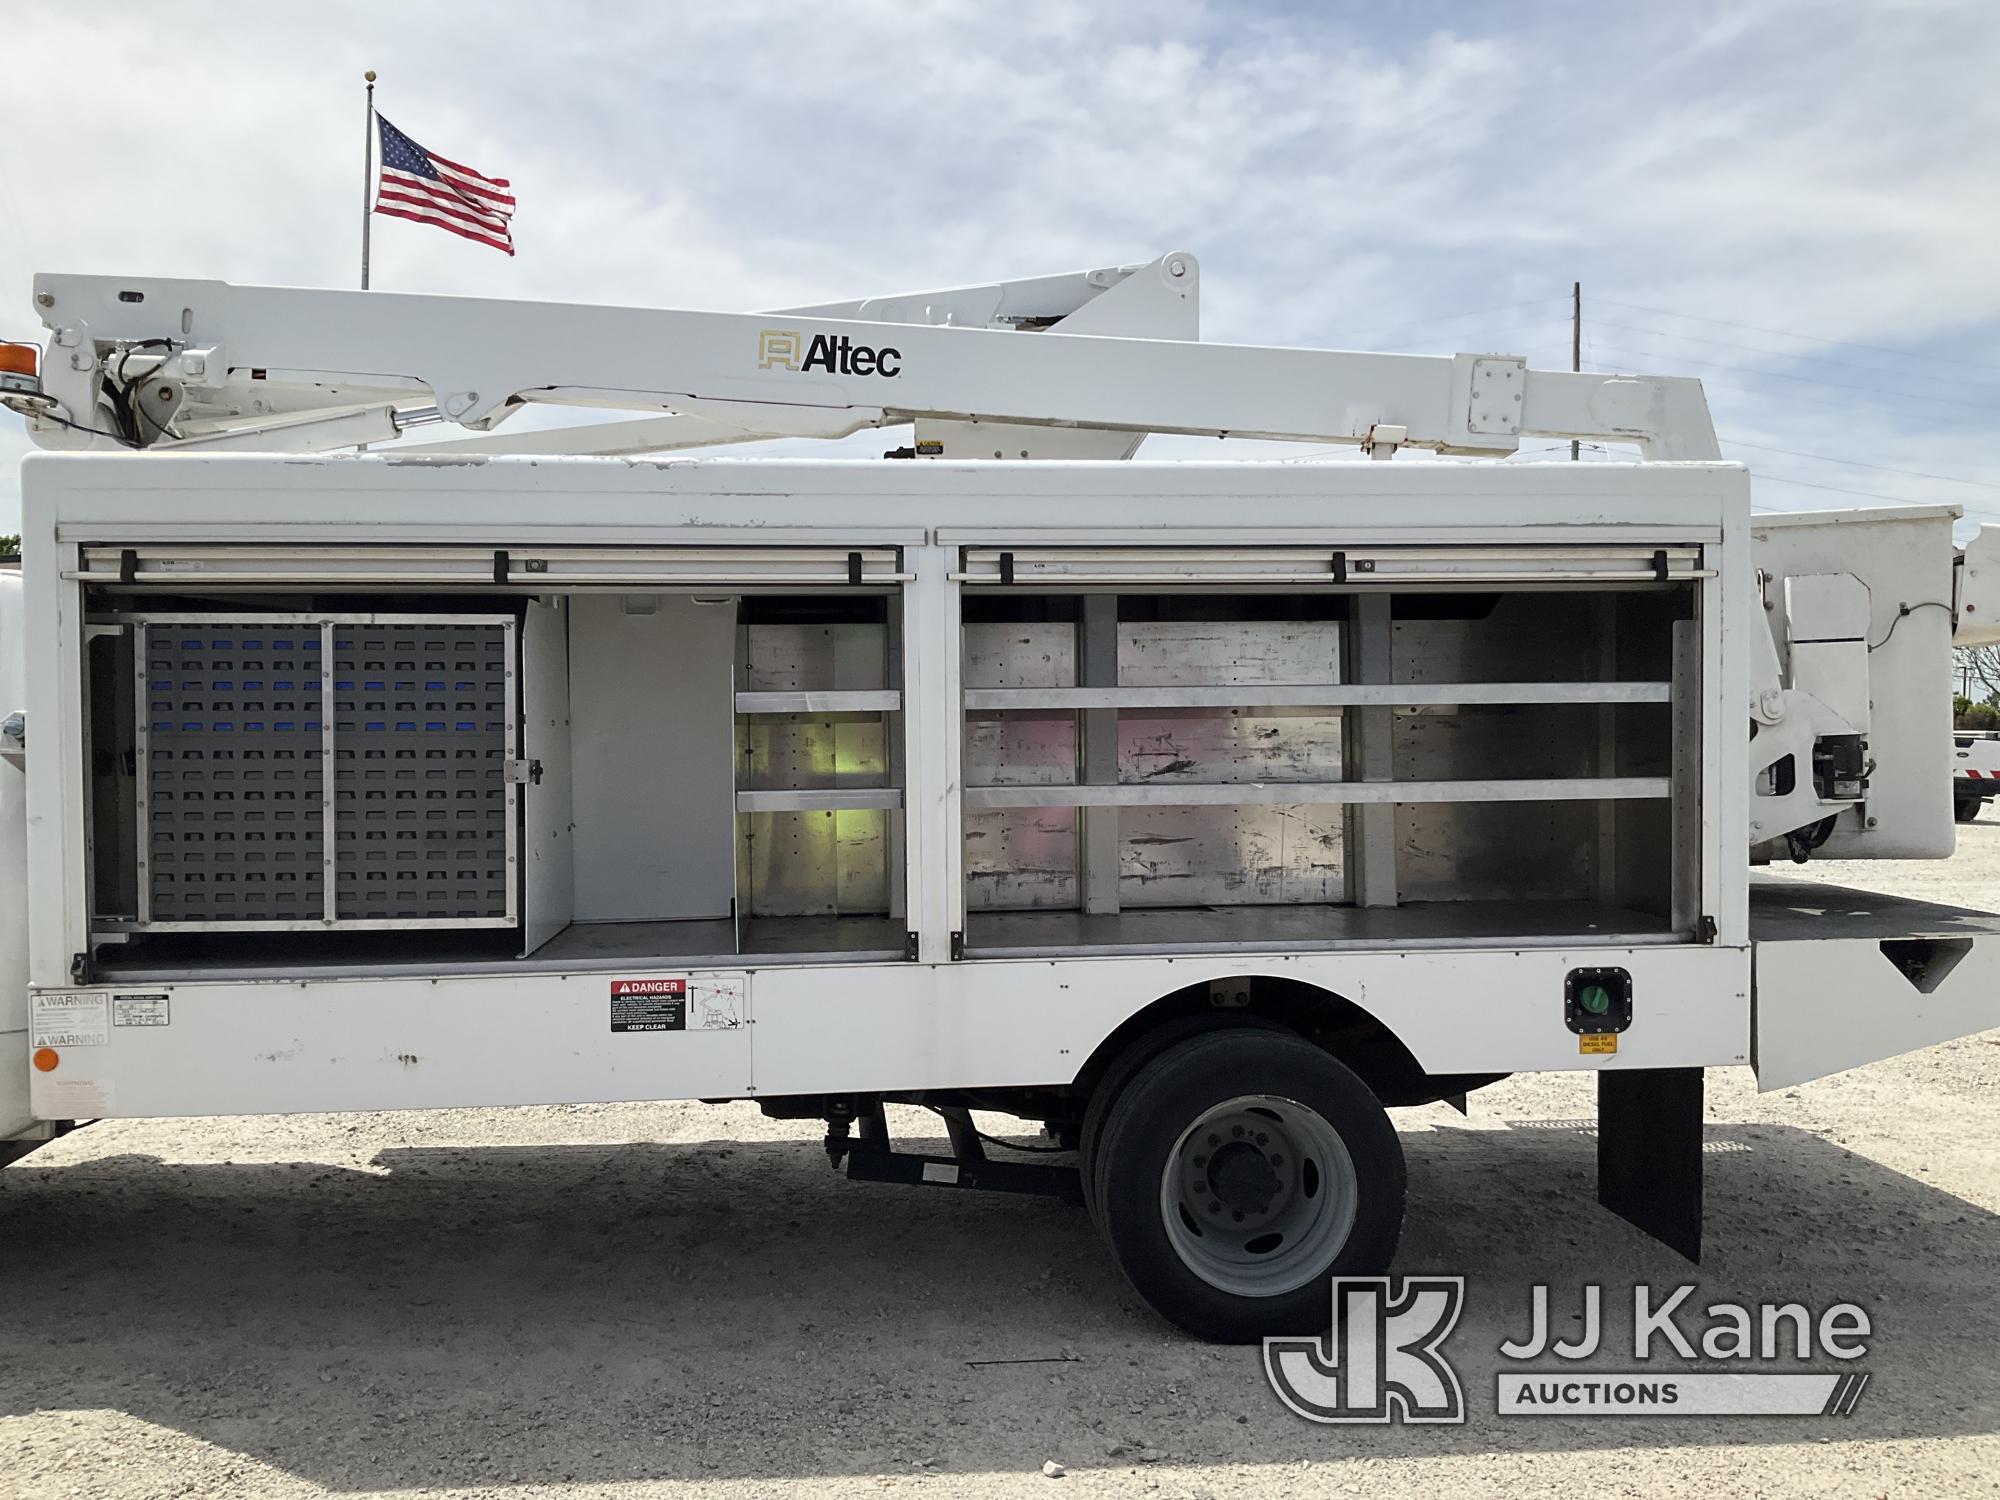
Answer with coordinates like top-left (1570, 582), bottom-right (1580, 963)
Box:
top-left (1751, 877), bottom-right (2000, 1089)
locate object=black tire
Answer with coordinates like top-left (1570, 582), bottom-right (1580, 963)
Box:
top-left (1091, 1029), bottom-right (1405, 1343)
top-left (1956, 795), bottom-right (1982, 824)
top-left (1077, 1014), bottom-right (1282, 1229)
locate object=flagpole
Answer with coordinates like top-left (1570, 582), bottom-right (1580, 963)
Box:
top-left (360, 70), bottom-right (376, 290)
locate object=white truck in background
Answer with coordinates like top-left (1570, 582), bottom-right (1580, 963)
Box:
top-left (2, 254), bottom-right (1998, 1341)
top-left (1954, 732), bottom-right (2000, 821)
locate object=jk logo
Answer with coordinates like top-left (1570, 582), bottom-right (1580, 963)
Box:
top-left (1263, 1277), bottom-right (1467, 1424)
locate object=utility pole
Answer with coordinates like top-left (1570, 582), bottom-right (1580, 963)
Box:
top-left (1570, 280), bottom-right (1581, 461)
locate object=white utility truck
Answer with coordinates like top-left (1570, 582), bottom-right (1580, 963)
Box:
top-left (3, 254), bottom-right (1998, 1341)
top-left (1954, 731), bottom-right (2000, 822)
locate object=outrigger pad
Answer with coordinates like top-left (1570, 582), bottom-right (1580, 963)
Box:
top-left (1596, 1067), bottom-right (1703, 1262)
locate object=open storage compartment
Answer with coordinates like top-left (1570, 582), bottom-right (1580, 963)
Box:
top-left (78, 544), bottom-right (912, 978)
top-left (525, 590), bottom-right (908, 968)
top-left (953, 545), bottom-right (1703, 957)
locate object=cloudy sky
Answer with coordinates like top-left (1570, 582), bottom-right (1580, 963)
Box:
top-left (2, 1), bottom-right (1997, 529)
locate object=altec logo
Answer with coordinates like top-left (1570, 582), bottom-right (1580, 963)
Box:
top-left (759, 327), bottom-right (902, 378)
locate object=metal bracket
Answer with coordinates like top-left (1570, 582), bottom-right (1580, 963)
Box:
top-left (504, 758), bottom-right (543, 785)
top-left (839, 1105), bottom-right (1080, 1201)
top-left (1748, 695), bottom-right (1862, 842)
top-left (1465, 356), bottom-right (1527, 437)
top-left (1364, 422), bottom-right (1407, 459)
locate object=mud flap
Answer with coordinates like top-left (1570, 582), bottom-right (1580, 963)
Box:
top-left (1597, 1067), bottom-right (1702, 1262)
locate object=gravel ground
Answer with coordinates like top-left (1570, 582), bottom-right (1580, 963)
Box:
top-left (6, 829), bottom-right (2000, 1499)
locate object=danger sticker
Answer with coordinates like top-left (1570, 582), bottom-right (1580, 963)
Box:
top-left (609, 975), bottom-right (746, 1033)
top-left (31, 993), bottom-right (109, 1049)
top-left (611, 977), bottom-right (687, 1033)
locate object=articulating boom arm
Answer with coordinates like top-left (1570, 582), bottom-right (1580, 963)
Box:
top-left (11, 252), bottom-right (1719, 461)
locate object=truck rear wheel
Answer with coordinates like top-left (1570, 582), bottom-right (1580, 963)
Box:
top-left (1956, 794), bottom-right (1983, 823)
top-left (1090, 1029), bottom-right (1404, 1342)
top-left (1077, 1013), bottom-right (1282, 1228)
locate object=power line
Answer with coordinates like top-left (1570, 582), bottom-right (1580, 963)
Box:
top-left (1512, 440), bottom-right (2000, 524)
top-left (1588, 318), bottom-right (2000, 395)
top-left (1514, 439), bottom-right (2000, 520)
top-left (1584, 351), bottom-right (1999, 428)
top-left (1697, 374), bottom-right (1993, 426)
top-left (1591, 296), bottom-right (2000, 375)
top-left (1585, 340), bottom-right (1997, 413)
top-left (1751, 472), bottom-right (2000, 521)
top-left (1720, 437), bottom-right (2000, 493)
top-left (1348, 319), bottom-right (1572, 353)
top-left (1322, 298), bottom-right (1568, 343)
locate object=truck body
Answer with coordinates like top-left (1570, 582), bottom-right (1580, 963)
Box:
top-left (4, 258), bottom-right (1998, 1339)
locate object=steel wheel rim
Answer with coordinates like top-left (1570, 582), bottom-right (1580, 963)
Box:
top-left (1158, 1093), bottom-right (1358, 1297)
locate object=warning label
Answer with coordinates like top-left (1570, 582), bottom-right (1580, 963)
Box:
top-left (1578, 1032), bottom-right (1618, 1056)
top-left (609, 974), bottom-right (746, 1034)
top-left (32, 993), bottom-right (109, 1049)
top-left (690, 974), bottom-right (746, 1031)
top-left (610, 977), bottom-right (688, 1033)
top-left (113, 993), bottom-right (171, 1028)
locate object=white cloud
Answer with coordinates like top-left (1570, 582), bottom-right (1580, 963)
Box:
top-left (1, 1), bottom-right (1997, 528)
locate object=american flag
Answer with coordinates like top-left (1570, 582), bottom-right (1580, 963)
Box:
top-left (373, 114), bottom-right (515, 256)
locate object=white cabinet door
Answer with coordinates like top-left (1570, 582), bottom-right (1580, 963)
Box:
top-left (521, 598), bottom-right (573, 955)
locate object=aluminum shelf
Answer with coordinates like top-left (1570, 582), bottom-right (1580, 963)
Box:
top-left (961, 682), bottom-right (1669, 710)
top-left (735, 787), bottom-right (905, 813)
top-left (963, 777), bottom-right (1670, 810)
top-left (735, 690), bottom-right (903, 714)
